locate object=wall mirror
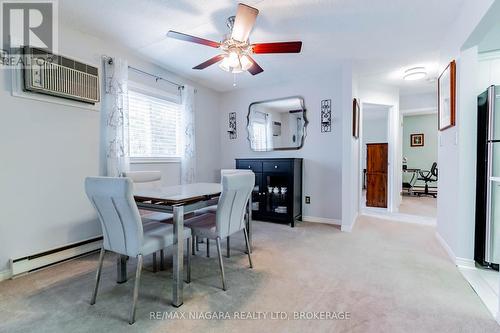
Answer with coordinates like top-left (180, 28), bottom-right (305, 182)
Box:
top-left (247, 96), bottom-right (308, 151)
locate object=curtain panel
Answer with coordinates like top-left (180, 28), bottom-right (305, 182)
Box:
top-left (103, 57), bottom-right (130, 177)
top-left (181, 85), bottom-right (196, 184)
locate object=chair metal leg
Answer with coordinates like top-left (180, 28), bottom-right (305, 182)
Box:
top-left (226, 236), bottom-right (230, 258)
top-left (160, 249), bottom-right (165, 271)
top-left (128, 254), bottom-right (143, 325)
top-left (215, 237), bottom-right (226, 291)
top-left (243, 228), bottom-right (253, 268)
top-left (206, 239), bottom-right (210, 257)
top-left (152, 252), bottom-right (158, 273)
top-left (196, 237), bottom-right (200, 251)
top-left (192, 235), bottom-right (196, 255)
top-left (90, 247), bottom-right (105, 305)
top-left (116, 254), bottom-right (127, 283)
top-left (186, 237), bottom-right (191, 283)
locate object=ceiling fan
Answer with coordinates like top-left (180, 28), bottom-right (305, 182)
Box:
top-left (167, 3), bottom-right (302, 76)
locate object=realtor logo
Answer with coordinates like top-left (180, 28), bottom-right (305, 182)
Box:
top-left (1, 0), bottom-right (58, 52)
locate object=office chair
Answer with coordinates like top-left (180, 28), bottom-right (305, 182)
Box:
top-left (417, 162), bottom-right (438, 198)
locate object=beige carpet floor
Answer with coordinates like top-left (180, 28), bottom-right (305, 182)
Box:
top-left (0, 216), bottom-right (498, 333)
top-left (399, 195), bottom-right (437, 218)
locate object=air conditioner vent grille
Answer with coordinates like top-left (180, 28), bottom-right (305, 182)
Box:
top-left (23, 47), bottom-right (100, 104)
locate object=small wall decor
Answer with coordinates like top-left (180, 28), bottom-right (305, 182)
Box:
top-left (410, 133), bottom-right (424, 147)
top-left (438, 60), bottom-right (456, 131)
top-left (228, 112), bottom-right (237, 139)
top-left (352, 98), bottom-right (360, 138)
top-left (321, 99), bottom-right (332, 132)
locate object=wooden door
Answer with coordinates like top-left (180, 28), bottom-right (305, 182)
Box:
top-left (366, 143), bottom-right (388, 208)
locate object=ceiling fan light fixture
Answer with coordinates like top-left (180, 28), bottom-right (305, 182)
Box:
top-left (240, 55), bottom-right (252, 71)
top-left (403, 67), bottom-right (427, 81)
top-left (219, 54), bottom-right (245, 74)
top-left (167, 3), bottom-right (302, 77)
top-left (227, 51), bottom-right (240, 67)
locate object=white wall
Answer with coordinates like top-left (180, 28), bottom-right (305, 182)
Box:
top-left (0, 25), bottom-right (221, 273)
top-left (436, 0), bottom-right (495, 263)
top-left (218, 70), bottom-right (345, 222)
top-left (478, 51), bottom-right (500, 88)
top-left (400, 92), bottom-right (437, 113)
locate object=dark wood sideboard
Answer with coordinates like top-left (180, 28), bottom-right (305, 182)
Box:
top-left (236, 158), bottom-right (302, 227)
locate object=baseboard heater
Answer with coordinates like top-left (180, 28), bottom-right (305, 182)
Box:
top-left (10, 236), bottom-right (103, 277)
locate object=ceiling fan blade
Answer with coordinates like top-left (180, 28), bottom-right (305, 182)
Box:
top-left (231, 3), bottom-right (259, 42)
top-left (192, 54), bottom-right (226, 70)
top-left (167, 30), bottom-right (220, 48)
top-left (247, 56), bottom-right (264, 75)
top-left (252, 41), bottom-right (302, 54)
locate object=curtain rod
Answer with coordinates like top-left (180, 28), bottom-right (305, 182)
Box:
top-left (102, 55), bottom-right (185, 90)
top-left (128, 65), bottom-right (184, 90)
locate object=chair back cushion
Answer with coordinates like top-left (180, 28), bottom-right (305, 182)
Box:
top-left (85, 177), bottom-right (143, 256)
top-left (431, 162), bottom-right (438, 178)
top-left (123, 171), bottom-right (161, 183)
top-left (123, 171), bottom-right (162, 192)
top-left (221, 169), bottom-right (253, 176)
top-left (216, 173), bottom-right (255, 238)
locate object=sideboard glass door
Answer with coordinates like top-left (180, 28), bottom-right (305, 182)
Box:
top-left (263, 174), bottom-right (291, 217)
top-left (251, 173), bottom-right (263, 214)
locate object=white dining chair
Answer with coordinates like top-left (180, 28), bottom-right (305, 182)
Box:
top-left (85, 177), bottom-right (192, 324)
top-left (184, 172), bottom-right (254, 291)
top-left (123, 171), bottom-right (172, 222)
top-left (192, 169), bottom-right (254, 258)
top-left (124, 171), bottom-right (173, 271)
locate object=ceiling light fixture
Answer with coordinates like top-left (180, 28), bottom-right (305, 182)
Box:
top-left (218, 48), bottom-right (253, 74)
top-left (403, 67), bottom-right (427, 81)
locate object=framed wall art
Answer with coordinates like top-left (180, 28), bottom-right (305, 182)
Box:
top-left (410, 133), bottom-right (424, 147)
top-left (438, 60), bottom-right (456, 131)
top-left (321, 99), bottom-right (332, 132)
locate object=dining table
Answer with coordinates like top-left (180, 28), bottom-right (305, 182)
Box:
top-left (115, 182), bottom-right (253, 307)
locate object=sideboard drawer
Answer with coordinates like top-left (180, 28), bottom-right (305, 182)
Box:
top-left (263, 161), bottom-right (292, 173)
top-left (236, 160), bottom-right (262, 172)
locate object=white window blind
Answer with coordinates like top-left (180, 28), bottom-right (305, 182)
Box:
top-left (128, 89), bottom-right (181, 158)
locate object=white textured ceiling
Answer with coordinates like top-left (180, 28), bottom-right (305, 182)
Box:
top-left (59, 0), bottom-right (464, 92)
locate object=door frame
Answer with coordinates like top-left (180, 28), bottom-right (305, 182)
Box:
top-left (358, 102), bottom-right (399, 213)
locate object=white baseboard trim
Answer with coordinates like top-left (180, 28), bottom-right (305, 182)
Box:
top-left (340, 212), bottom-right (359, 233)
top-left (302, 216), bottom-right (341, 225)
top-left (0, 269), bottom-right (12, 282)
top-left (435, 231), bottom-right (457, 265)
top-left (456, 257), bottom-right (476, 269)
top-left (434, 232), bottom-right (477, 268)
top-left (341, 223), bottom-right (353, 232)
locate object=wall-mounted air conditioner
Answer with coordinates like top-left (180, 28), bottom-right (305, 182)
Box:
top-left (23, 46), bottom-right (100, 104)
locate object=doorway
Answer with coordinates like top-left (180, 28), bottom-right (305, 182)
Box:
top-left (360, 103), bottom-right (391, 212)
top-left (399, 111), bottom-right (438, 219)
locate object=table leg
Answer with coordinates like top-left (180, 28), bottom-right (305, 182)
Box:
top-left (172, 205), bottom-right (184, 307)
top-left (116, 254), bottom-right (127, 283)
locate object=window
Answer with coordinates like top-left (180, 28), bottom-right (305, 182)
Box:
top-left (128, 89), bottom-right (181, 160)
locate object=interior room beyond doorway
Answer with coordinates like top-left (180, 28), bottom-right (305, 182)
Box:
top-left (361, 103), bottom-right (390, 212)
